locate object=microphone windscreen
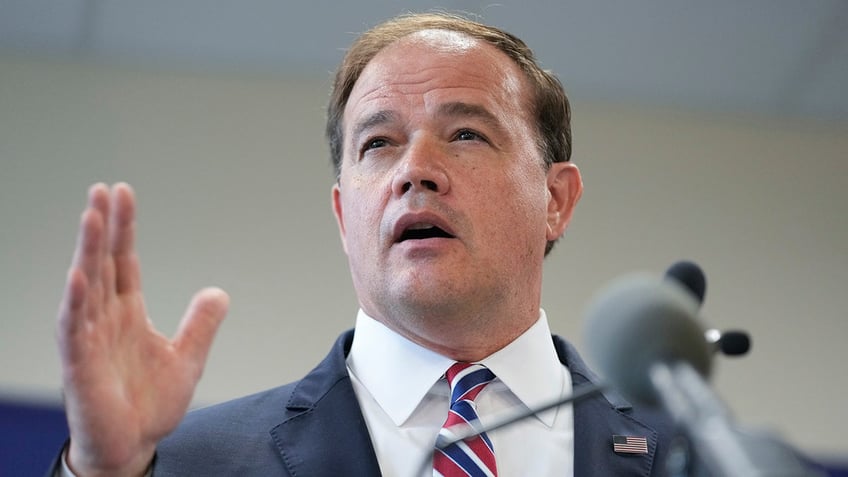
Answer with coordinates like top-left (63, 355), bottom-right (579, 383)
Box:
top-left (664, 260), bottom-right (706, 305)
top-left (719, 330), bottom-right (751, 356)
top-left (583, 274), bottom-right (711, 405)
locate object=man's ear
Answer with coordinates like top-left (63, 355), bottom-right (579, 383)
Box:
top-left (546, 162), bottom-right (583, 241)
top-left (331, 183), bottom-right (349, 254)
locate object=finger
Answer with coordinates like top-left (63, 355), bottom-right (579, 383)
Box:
top-left (70, 185), bottom-right (108, 286)
top-left (109, 183), bottom-right (141, 294)
top-left (59, 185), bottom-right (108, 353)
top-left (57, 267), bottom-right (90, 343)
top-left (68, 186), bottom-right (110, 322)
top-left (173, 287), bottom-right (229, 380)
top-left (84, 184), bottom-right (112, 304)
top-left (88, 183), bottom-right (111, 259)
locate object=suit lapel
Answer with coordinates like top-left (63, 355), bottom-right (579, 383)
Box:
top-left (270, 330), bottom-right (382, 477)
top-left (553, 336), bottom-right (661, 476)
top-left (268, 330), bottom-right (662, 477)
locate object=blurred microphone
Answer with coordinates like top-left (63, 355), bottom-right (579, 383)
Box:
top-left (664, 260), bottom-right (752, 357)
top-left (584, 273), bottom-right (710, 405)
top-left (584, 273), bottom-right (818, 476)
top-left (706, 328), bottom-right (751, 356)
top-left (664, 260), bottom-right (706, 305)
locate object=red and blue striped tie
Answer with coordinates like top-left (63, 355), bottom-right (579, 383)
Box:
top-left (433, 362), bottom-right (498, 477)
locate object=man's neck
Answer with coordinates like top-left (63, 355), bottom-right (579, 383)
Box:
top-left (364, 302), bottom-right (541, 362)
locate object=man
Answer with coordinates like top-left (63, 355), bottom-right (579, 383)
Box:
top-left (53, 12), bottom-right (675, 476)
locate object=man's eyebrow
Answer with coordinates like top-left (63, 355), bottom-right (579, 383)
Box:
top-left (351, 110), bottom-right (397, 140)
top-left (350, 103), bottom-right (504, 141)
top-left (436, 102), bottom-right (504, 131)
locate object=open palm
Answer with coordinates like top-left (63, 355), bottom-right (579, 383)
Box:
top-left (57, 183), bottom-right (228, 476)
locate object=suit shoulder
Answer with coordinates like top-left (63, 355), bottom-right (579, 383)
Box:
top-left (166, 382), bottom-right (298, 441)
top-left (154, 382), bottom-right (300, 475)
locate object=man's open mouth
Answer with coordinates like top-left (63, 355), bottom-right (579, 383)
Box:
top-left (398, 224), bottom-right (455, 242)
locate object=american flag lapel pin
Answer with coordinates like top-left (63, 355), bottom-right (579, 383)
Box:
top-left (612, 435), bottom-right (649, 454)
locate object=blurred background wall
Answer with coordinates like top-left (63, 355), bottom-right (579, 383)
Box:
top-left (1, 0), bottom-right (846, 473)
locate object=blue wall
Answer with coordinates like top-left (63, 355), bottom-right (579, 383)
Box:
top-left (1, 398), bottom-right (68, 476)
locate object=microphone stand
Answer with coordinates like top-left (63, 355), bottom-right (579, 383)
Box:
top-left (650, 362), bottom-right (822, 477)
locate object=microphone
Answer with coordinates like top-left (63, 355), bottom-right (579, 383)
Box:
top-left (665, 260), bottom-right (752, 357)
top-left (664, 260), bottom-right (706, 305)
top-left (706, 328), bottom-right (751, 356)
top-left (584, 273), bottom-right (710, 405)
top-left (583, 273), bottom-right (819, 476)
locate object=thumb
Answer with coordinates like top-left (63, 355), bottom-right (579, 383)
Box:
top-left (174, 287), bottom-right (229, 378)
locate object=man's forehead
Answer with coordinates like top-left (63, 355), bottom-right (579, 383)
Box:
top-left (337, 26), bottom-right (534, 149)
top-left (344, 30), bottom-right (520, 115)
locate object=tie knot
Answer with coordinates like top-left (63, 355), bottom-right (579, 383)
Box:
top-left (445, 362), bottom-right (496, 405)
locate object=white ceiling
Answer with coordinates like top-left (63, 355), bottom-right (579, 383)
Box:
top-left (2, 0), bottom-right (847, 121)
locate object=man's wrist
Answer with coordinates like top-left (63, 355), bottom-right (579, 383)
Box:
top-left (62, 445), bottom-right (154, 477)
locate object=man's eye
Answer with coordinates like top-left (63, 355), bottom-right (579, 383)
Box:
top-left (363, 138), bottom-right (388, 151)
top-left (455, 129), bottom-right (484, 142)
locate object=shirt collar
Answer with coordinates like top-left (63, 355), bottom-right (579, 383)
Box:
top-left (346, 309), bottom-right (567, 428)
top-left (347, 309), bottom-right (454, 426)
top-left (478, 309), bottom-right (567, 427)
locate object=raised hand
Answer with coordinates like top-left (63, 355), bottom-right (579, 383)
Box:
top-left (57, 183), bottom-right (229, 476)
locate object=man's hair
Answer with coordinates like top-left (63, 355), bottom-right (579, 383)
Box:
top-left (326, 12), bottom-right (573, 255)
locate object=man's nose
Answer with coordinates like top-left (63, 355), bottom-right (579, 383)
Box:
top-left (391, 137), bottom-right (451, 196)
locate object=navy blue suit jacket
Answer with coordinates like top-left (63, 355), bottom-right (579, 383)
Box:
top-left (146, 330), bottom-right (675, 476)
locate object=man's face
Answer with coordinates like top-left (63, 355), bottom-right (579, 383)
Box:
top-left (332, 30), bottom-right (580, 341)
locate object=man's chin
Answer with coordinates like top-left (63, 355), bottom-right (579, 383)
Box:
top-left (388, 283), bottom-right (474, 318)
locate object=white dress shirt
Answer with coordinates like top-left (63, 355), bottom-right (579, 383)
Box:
top-left (347, 309), bottom-right (574, 477)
